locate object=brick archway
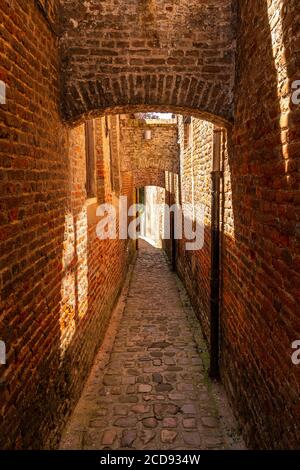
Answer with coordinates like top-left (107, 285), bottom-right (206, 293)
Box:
top-left (67, 104), bottom-right (232, 128)
top-left (59, 0), bottom-right (236, 125)
top-left (62, 86), bottom-right (234, 127)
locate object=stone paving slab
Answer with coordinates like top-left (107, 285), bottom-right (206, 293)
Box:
top-left (60, 240), bottom-right (245, 450)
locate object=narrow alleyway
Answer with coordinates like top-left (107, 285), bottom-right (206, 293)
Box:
top-left (60, 240), bottom-right (243, 450)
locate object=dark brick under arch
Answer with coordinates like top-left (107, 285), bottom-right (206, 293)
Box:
top-left (59, 0), bottom-right (236, 124)
top-left (66, 103), bottom-right (232, 129)
top-left (61, 77), bottom-right (234, 125)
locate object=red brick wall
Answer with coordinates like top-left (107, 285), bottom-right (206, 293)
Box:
top-left (59, 0), bottom-right (236, 123)
top-left (120, 117), bottom-right (179, 190)
top-left (176, 0), bottom-right (300, 450)
top-left (176, 40), bottom-right (300, 447)
top-left (176, 117), bottom-right (214, 339)
top-left (0, 2), bottom-right (135, 449)
top-left (221, 0), bottom-right (300, 449)
top-left (0, 0), bottom-right (67, 448)
top-left (35, 0), bottom-right (60, 29)
top-left (130, 168), bottom-right (166, 189)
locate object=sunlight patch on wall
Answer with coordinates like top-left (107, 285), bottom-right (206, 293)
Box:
top-left (267, 1), bottom-right (290, 161)
top-left (59, 209), bottom-right (89, 357)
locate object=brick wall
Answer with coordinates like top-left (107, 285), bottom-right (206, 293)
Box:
top-left (0, 0), bottom-right (68, 448)
top-left (222, 0), bottom-right (300, 449)
top-left (175, 0), bottom-right (300, 449)
top-left (176, 116), bottom-right (214, 339)
top-left (59, 0), bottom-right (236, 123)
top-left (0, 1), bottom-right (135, 449)
top-left (35, 0), bottom-right (60, 30)
top-left (120, 117), bottom-right (179, 190)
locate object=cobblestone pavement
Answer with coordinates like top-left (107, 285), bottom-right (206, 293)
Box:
top-left (60, 240), bottom-right (244, 450)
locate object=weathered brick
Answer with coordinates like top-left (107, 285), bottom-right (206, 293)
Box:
top-left (59, 0), bottom-right (236, 123)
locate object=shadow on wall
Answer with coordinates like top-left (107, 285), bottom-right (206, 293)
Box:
top-left (52, 123), bottom-right (136, 450)
top-left (0, 138), bottom-right (69, 449)
top-left (223, 0), bottom-right (300, 449)
top-left (176, 224), bottom-right (212, 341)
top-left (0, 118), bottom-right (135, 449)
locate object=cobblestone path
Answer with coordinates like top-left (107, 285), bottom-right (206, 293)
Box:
top-left (60, 240), bottom-right (244, 450)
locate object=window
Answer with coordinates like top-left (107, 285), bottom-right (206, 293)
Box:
top-left (105, 116), bottom-right (114, 192)
top-left (85, 120), bottom-right (96, 198)
top-left (106, 115), bottom-right (121, 193)
top-left (183, 116), bottom-right (192, 149)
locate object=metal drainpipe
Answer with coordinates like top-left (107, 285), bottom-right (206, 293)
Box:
top-left (209, 127), bottom-right (223, 380)
top-left (136, 188), bottom-right (139, 251)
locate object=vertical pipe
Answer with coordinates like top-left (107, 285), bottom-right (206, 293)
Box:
top-left (209, 128), bottom-right (222, 380)
top-left (171, 204), bottom-right (176, 271)
top-left (136, 188), bottom-right (139, 251)
top-left (172, 215), bottom-right (176, 271)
